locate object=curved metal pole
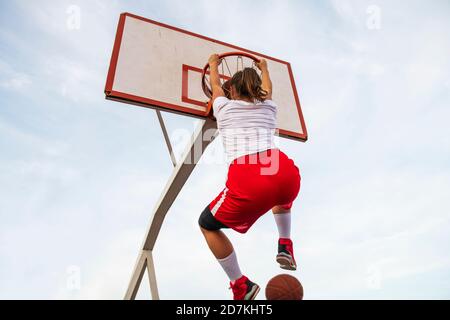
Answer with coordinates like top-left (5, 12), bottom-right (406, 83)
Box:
top-left (124, 118), bottom-right (217, 300)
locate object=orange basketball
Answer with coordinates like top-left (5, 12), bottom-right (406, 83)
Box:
top-left (265, 274), bottom-right (304, 300)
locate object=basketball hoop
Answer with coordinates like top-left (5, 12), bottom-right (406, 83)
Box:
top-left (202, 52), bottom-right (261, 116)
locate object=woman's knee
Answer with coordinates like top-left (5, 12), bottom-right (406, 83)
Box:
top-left (272, 205), bottom-right (291, 214)
top-left (198, 205), bottom-right (229, 231)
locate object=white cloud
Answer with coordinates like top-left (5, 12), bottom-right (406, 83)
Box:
top-left (42, 56), bottom-right (104, 103)
top-left (0, 60), bottom-right (32, 91)
top-left (331, 0), bottom-right (360, 23)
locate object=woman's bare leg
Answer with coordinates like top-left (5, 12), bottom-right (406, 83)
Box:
top-left (272, 205), bottom-right (291, 214)
top-left (200, 227), bottom-right (234, 259)
top-left (200, 227), bottom-right (243, 283)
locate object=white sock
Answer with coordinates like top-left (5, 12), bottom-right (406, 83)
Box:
top-left (217, 251), bottom-right (243, 282)
top-left (274, 212), bottom-right (291, 239)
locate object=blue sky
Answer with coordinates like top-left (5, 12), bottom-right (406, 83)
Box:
top-left (1, 0), bottom-right (450, 299)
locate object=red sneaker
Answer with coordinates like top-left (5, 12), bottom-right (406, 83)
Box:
top-left (277, 238), bottom-right (297, 270)
top-left (229, 276), bottom-right (260, 300)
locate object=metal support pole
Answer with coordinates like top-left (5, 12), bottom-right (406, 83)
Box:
top-left (144, 250), bottom-right (159, 300)
top-left (124, 118), bottom-right (217, 299)
top-left (123, 250), bottom-right (147, 300)
top-left (156, 110), bottom-right (177, 167)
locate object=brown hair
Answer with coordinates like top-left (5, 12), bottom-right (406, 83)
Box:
top-left (229, 68), bottom-right (268, 102)
top-left (222, 79), bottom-right (232, 99)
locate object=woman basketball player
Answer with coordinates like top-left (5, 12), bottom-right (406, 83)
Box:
top-left (198, 54), bottom-right (301, 300)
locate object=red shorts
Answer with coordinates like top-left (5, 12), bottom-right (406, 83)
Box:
top-left (208, 149), bottom-right (301, 233)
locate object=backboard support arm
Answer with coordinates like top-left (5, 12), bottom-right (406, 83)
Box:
top-left (156, 110), bottom-right (177, 167)
top-left (124, 117), bottom-right (217, 300)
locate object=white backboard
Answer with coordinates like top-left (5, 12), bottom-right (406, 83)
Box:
top-left (105, 13), bottom-right (307, 141)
